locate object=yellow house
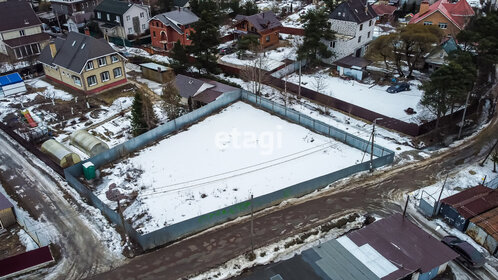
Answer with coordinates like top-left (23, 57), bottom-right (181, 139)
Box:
top-left (38, 31), bottom-right (128, 94)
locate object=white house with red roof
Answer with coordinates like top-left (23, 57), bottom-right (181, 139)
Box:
top-left (409, 0), bottom-right (474, 37)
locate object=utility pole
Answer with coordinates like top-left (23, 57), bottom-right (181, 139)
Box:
top-left (458, 89), bottom-right (472, 139)
top-left (480, 139), bottom-right (498, 166)
top-left (370, 118), bottom-right (383, 172)
top-left (403, 195), bottom-right (409, 218)
top-left (250, 194), bottom-right (254, 254)
top-left (433, 174), bottom-right (449, 216)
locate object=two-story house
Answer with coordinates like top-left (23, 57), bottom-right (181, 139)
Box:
top-left (409, 0), bottom-right (474, 37)
top-left (94, 0), bottom-right (150, 40)
top-left (323, 0), bottom-right (377, 64)
top-left (0, 0), bottom-right (50, 60)
top-left (50, 0), bottom-right (103, 16)
top-left (149, 7), bottom-right (199, 51)
top-left (234, 11), bottom-right (282, 49)
top-left (38, 31), bottom-right (127, 94)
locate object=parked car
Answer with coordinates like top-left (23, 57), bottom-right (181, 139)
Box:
top-left (441, 236), bottom-right (485, 268)
top-left (219, 47), bottom-right (234, 55)
top-left (386, 82), bottom-right (410, 93)
top-left (50, 26), bottom-right (61, 33)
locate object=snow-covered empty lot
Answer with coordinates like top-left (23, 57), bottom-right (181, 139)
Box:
top-left (95, 102), bottom-right (369, 234)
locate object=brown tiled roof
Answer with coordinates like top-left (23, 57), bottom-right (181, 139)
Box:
top-left (235, 11), bottom-right (282, 32)
top-left (3, 33), bottom-right (50, 48)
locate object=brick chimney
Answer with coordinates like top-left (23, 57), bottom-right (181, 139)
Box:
top-left (419, 1), bottom-right (430, 15)
top-left (49, 41), bottom-right (57, 58)
top-left (84, 27), bottom-right (90, 36)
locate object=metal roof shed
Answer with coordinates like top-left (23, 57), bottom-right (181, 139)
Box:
top-left (70, 129), bottom-right (109, 157)
top-left (439, 185), bottom-right (497, 231)
top-left (0, 73), bottom-right (27, 96)
top-left (41, 139), bottom-right (81, 168)
top-left (466, 207), bottom-right (498, 257)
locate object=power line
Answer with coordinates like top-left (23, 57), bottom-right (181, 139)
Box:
top-left (140, 141), bottom-right (338, 197)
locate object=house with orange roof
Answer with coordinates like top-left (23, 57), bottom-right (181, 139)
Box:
top-left (409, 0), bottom-right (474, 37)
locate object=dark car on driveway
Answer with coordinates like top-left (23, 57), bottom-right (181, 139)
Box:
top-left (442, 235), bottom-right (485, 268)
top-left (386, 82), bottom-right (410, 93)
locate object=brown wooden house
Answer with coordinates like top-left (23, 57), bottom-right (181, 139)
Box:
top-left (234, 12), bottom-right (282, 49)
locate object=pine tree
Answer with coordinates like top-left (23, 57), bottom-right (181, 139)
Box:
top-left (241, 1), bottom-right (258, 16)
top-left (131, 91), bottom-right (147, 136)
top-left (170, 40), bottom-right (189, 73)
top-left (297, 8), bottom-right (335, 67)
top-left (162, 81), bottom-right (184, 119)
top-left (492, 150), bottom-right (498, 173)
top-left (189, 0), bottom-right (221, 74)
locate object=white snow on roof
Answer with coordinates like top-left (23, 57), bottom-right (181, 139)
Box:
top-left (337, 236), bottom-right (398, 278)
top-left (139, 62), bottom-right (170, 72)
top-left (82, 161), bottom-right (94, 168)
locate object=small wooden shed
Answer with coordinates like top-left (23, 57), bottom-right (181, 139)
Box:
top-left (139, 62), bottom-right (174, 83)
top-left (41, 139), bottom-right (81, 168)
top-left (0, 192), bottom-right (16, 229)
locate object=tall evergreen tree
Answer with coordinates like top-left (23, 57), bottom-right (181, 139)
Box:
top-left (189, 0), bottom-right (221, 73)
top-left (131, 91), bottom-right (147, 136)
top-left (297, 8), bottom-right (335, 67)
top-left (170, 40), bottom-right (189, 73)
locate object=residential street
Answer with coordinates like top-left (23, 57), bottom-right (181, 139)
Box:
top-left (0, 130), bottom-right (124, 280)
top-left (92, 100), bottom-right (498, 279)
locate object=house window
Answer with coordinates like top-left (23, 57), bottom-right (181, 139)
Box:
top-left (97, 12), bottom-right (101, 19)
top-left (106, 14), bottom-right (110, 21)
top-left (111, 54), bottom-right (119, 63)
top-left (367, 31), bottom-right (371, 38)
top-left (128, 27), bottom-right (133, 33)
top-left (330, 41), bottom-right (336, 48)
top-left (87, 75), bottom-right (97, 86)
top-left (126, 15), bottom-right (130, 21)
top-left (424, 21), bottom-right (432, 25)
top-left (116, 16), bottom-right (120, 23)
top-left (72, 75), bottom-right (82, 86)
top-left (439, 23), bottom-right (448, 29)
top-left (113, 67), bottom-right (122, 78)
top-left (19, 30), bottom-right (25, 36)
top-left (358, 36), bottom-right (362, 43)
top-left (359, 24), bottom-right (363, 31)
top-left (153, 31), bottom-right (156, 37)
top-left (369, 20), bottom-right (373, 26)
top-left (100, 71), bottom-right (110, 82)
top-left (142, 24), bottom-right (146, 30)
top-left (86, 61), bottom-right (94, 70)
top-left (140, 12), bottom-right (144, 18)
top-left (98, 57), bottom-right (106, 67)
top-left (266, 35), bottom-right (270, 42)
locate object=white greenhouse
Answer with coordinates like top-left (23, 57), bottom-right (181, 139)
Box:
top-left (70, 129), bottom-right (109, 157)
top-left (41, 139), bottom-right (81, 168)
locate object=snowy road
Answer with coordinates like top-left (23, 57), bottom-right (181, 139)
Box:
top-left (94, 90), bottom-right (498, 279)
top-left (0, 130), bottom-right (124, 279)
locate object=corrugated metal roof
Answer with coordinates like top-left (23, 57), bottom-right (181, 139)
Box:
top-left (469, 207), bottom-right (498, 241)
top-left (441, 185), bottom-right (498, 219)
top-left (0, 192), bottom-right (14, 211)
top-left (0, 246), bottom-right (53, 277)
top-left (346, 213), bottom-right (458, 279)
top-left (310, 239), bottom-right (381, 280)
top-left (0, 73), bottom-right (23, 87)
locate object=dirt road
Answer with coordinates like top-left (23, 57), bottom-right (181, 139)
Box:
top-left (93, 99), bottom-right (498, 279)
top-left (0, 131), bottom-right (123, 279)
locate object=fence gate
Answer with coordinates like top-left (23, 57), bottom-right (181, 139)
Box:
top-left (418, 190), bottom-right (438, 217)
